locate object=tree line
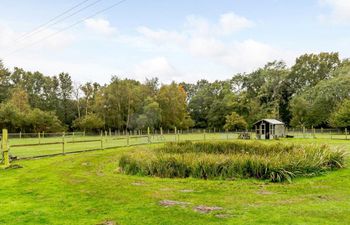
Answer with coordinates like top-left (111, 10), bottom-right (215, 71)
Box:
top-left (1, 52), bottom-right (350, 133)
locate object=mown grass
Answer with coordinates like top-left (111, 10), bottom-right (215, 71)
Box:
top-left (119, 141), bottom-right (346, 182)
top-left (0, 138), bottom-right (350, 224)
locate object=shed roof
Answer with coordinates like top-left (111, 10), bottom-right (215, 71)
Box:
top-left (253, 119), bottom-right (284, 125)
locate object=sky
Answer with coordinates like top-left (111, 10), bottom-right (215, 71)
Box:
top-left (1, 0), bottom-right (350, 84)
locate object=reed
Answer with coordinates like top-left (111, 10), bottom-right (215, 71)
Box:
top-left (119, 141), bottom-right (346, 182)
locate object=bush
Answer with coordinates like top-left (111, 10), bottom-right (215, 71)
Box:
top-left (119, 141), bottom-right (346, 182)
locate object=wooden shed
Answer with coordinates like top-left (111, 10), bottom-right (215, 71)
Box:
top-left (254, 119), bottom-right (285, 140)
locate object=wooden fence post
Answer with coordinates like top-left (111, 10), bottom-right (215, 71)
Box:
top-left (2, 129), bottom-right (10, 167)
top-left (226, 129), bottom-right (229, 140)
top-left (174, 127), bottom-right (177, 142)
top-left (147, 127), bottom-right (151, 144)
top-left (38, 132), bottom-right (41, 144)
top-left (345, 128), bottom-right (348, 140)
top-left (19, 131), bottom-right (22, 139)
top-left (100, 132), bottom-right (104, 149)
top-left (204, 129), bottom-right (206, 141)
top-left (313, 127), bottom-right (316, 139)
top-left (127, 131), bottom-right (130, 146)
top-left (62, 133), bottom-right (66, 155)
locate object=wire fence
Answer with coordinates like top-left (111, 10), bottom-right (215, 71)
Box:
top-left (1, 128), bottom-right (349, 161)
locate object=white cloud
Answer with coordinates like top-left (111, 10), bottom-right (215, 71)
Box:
top-left (319, 0), bottom-right (350, 24)
top-left (135, 12), bottom-right (292, 74)
top-left (133, 57), bottom-right (181, 83)
top-left (136, 26), bottom-right (186, 45)
top-left (84, 18), bottom-right (116, 35)
top-left (219, 12), bottom-right (255, 34)
top-left (0, 22), bottom-right (75, 57)
top-left (184, 12), bottom-right (254, 37)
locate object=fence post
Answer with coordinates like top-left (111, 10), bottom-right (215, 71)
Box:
top-left (345, 128), bottom-right (348, 140)
top-left (38, 132), bottom-right (41, 144)
top-left (147, 127), bottom-right (151, 144)
top-left (72, 132), bottom-right (75, 142)
top-left (100, 132), bottom-right (104, 149)
top-left (62, 133), bottom-right (66, 155)
top-left (19, 131), bottom-right (22, 139)
top-left (302, 126), bottom-right (305, 138)
top-left (226, 129), bottom-right (229, 140)
top-left (204, 129), bottom-right (206, 141)
top-left (174, 127), bottom-right (177, 142)
top-left (313, 127), bottom-right (316, 139)
top-left (2, 129), bottom-right (10, 167)
top-left (127, 131), bottom-right (130, 146)
top-left (42, 131), bottom-right (45, 138)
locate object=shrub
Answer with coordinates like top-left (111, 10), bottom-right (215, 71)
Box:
top-left (119, 141), bottom-right (346, 182)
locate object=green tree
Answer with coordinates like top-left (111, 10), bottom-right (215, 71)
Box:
top-left (223, 112), bottom-right (248, 131)
top-left (135, 98), bottom-right (161, 129)
top-left (28, 109), bottom-right (63, 132)
top-left (158, 82), bottom-right (189, 129)
top-left (58, 73), bottom-right (73, 125)
top-left (73, 113), bottom-right (104, 132)
top-left (288, 52), bottom-right (341, 93)
top-left (290, 74), bottom-right (350, 127)
top-left (330, 100), bottom-right (350, 128)
top-left (0, 102), bottom-right (22, 132)
top-left (0, 60), bottom-right (12, 103)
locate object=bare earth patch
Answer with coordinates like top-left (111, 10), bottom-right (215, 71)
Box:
top-left (179, 189), bottom-right (194, 193)
top-left (215, 214), bottom-right (231, 218)
top-left (131, 182), bottom-right (146, 186)
top-left (159, 200), bottom-right (190, 207)
top-left (96, 220), bottom-right (118, 225)
top-left (257, 190), bottom-right (275, 195)
top-left (194, 205), bottom-right (223, 214)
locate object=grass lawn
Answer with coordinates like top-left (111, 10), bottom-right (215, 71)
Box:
top-left (0, 138), bottom-right (350, 224)
top-left (5, 133), bottom-right (240, 159)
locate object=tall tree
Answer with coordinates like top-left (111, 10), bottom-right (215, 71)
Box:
top-left (58, 73), bottom-right (73, 125)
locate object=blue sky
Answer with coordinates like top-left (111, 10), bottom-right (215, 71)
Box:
top-left (1, 0), bottom-right (350, 84)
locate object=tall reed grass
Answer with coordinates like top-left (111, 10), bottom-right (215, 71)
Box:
top-left (119, 141), bottom-right (346, 182)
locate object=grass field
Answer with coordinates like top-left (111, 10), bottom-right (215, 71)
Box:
top-left (0, 137), bottom-right (350, 224)
top-left (4, 131), bottom-right (350, 159)
top-left (5, 133), bottom-right (241, 159)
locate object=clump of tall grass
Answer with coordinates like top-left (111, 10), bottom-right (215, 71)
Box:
top-left (119, 141), bottom-right (346, 182)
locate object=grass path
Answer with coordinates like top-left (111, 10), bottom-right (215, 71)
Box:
top-left (0, 139), bottom-right (350, 224)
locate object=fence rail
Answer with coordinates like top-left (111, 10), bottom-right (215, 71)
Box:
top-left (1, 128), bottom-right (350, 163)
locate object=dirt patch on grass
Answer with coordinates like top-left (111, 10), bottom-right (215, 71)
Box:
top-left (179, 189), bottom-right (194, 193)
top-left (96, 220), bottom-right (118, 225)
top-left (215, 214), bottom-right (231, 218)
top-left (257, 190), bottom-right (274, 195)
top-left (131, 182), bottom-right (146, 186)
top-left (159, 200), bottom-right (190, 207)
top-left (194, 205), bottom-right (223, 214)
